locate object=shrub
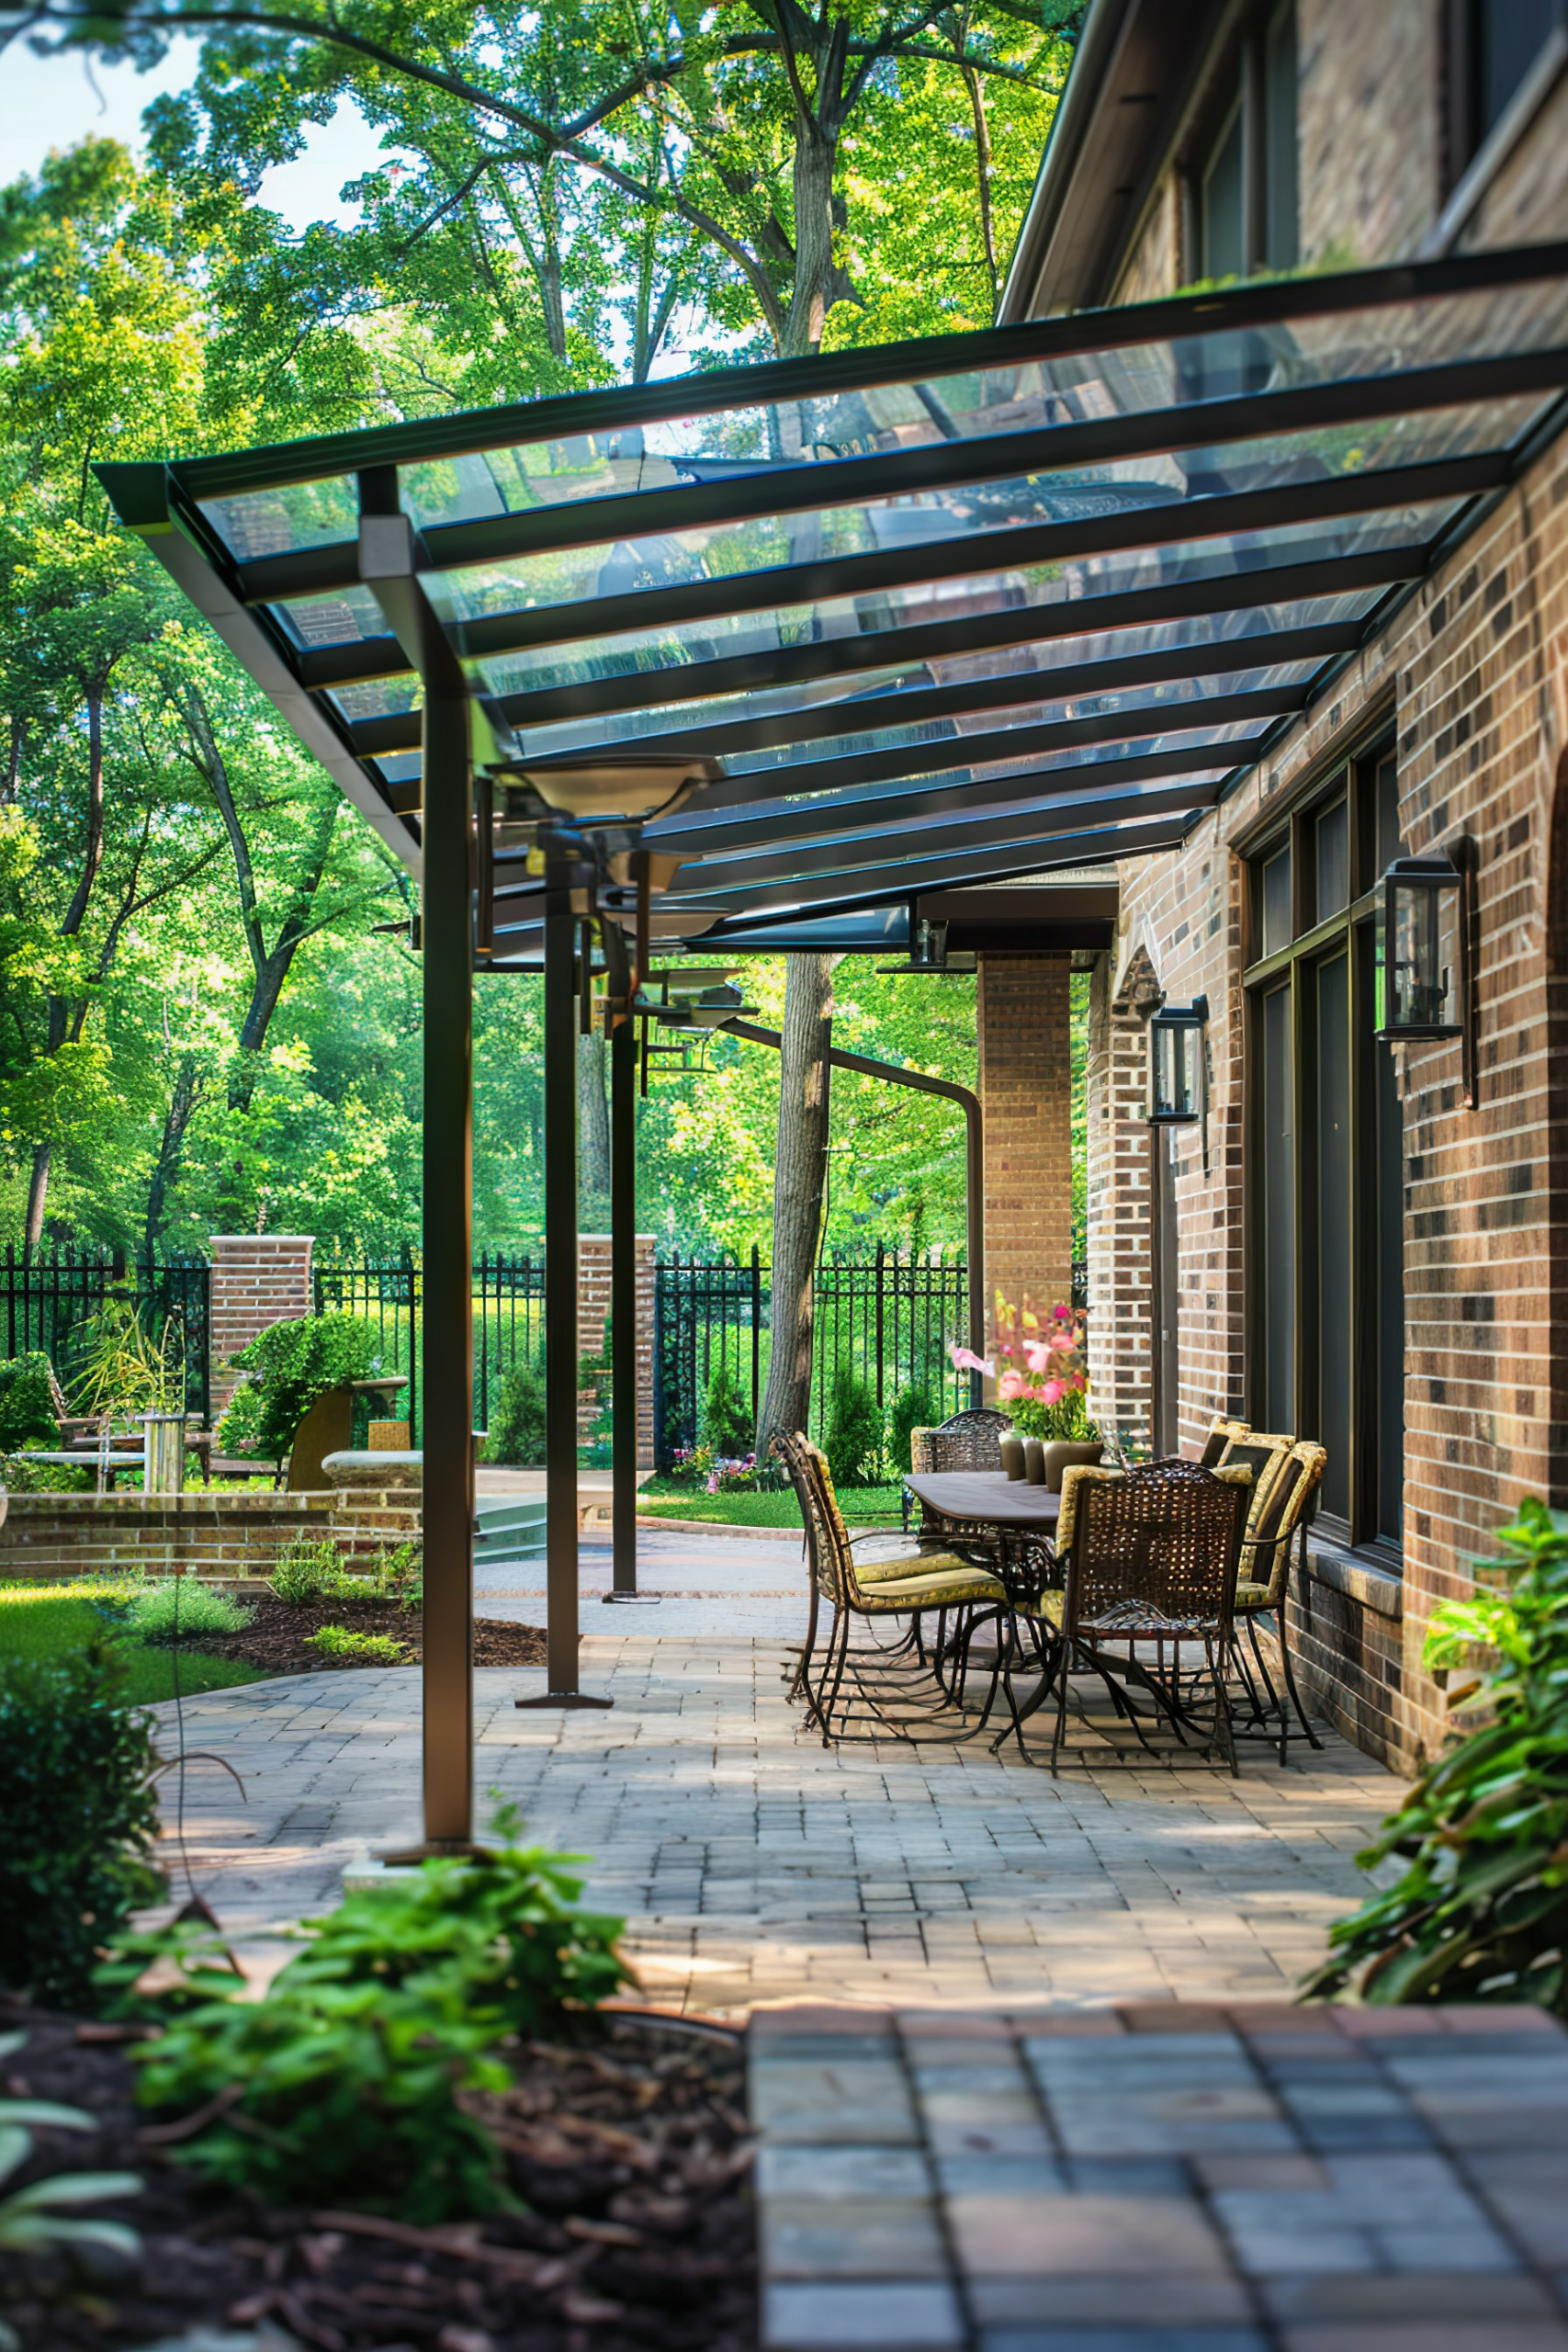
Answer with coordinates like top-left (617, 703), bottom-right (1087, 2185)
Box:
top-left (270, 1536), bottom-right (418, 1611)
top-left (212, 1376), bottom-right (265, 1460)
top-left (1303, 1497), bottom-right (1568, 2012)
top-left (219, 1312), bottom-right (386, 1462)
top-left (0, 1451), bottom-right (93, 1496)
top-left (821, 1361), bottom-right (881, 1489)
top-left (268, 1535), bottom-right (344, 1605)
top-left (0, 1353), bottom-right (59, 1452)
top-left (306, 1625), bottom-right (408, 1663)
top-left (700, 1360), bottom-right (752, 1457)
top-left (1007, 1380), bottom-right (1098, 1444)
top-left (0, 1647), bottom-right (162, 2010)
top-left (112, 1801), bottom-right (629, 2221)
top-left (482, 1358), bottom-right (547, 1466)
top-left (886, 1381), bottom-right (938, 1474)
top-left (123, 1580), bottom-right (253, 1645)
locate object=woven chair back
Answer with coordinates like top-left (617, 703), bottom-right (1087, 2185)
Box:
top-left (789, 1440), bottom-right (860, 1608)
top-left (1059, 1459), bottom-right (1251, 1639)
top-left (1240, 1440), bottom-right (1327, 1605)
top-left (1199, 1414), bottom-right (1248, 1467)
top-left (773, 1430), bottom-right (835, 1601)
top-left (913, 1407), bottom-right (1011, 1476)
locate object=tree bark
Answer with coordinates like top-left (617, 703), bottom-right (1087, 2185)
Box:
top-left (24, 1143), bottom-right (51, 1250)
top-left (577, 1029), bottom-right (611, 1216)
top-left (755, 951), bottom-right (840, 1463)
top-left (144, 1052), bottom-right (201, 1256)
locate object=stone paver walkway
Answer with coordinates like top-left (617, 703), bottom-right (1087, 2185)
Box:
top-left (152, 1531), bottom-right (1403, 2011)
top-left (750, 1999), bottom-right (1568, 2351)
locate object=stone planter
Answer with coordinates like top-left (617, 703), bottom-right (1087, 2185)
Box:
top-left (1040, 1439), bottom-right (1105, 1493)
top-left (140, 1411), bottom-right (189, 1495)
top-left (322, 1450), bottom-right (422, 1491)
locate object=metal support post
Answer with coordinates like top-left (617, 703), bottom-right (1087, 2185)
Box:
top-left (604, 1008), bottom-right (654, 1600)
top-left (518, 836), bottom-right (612, 1707)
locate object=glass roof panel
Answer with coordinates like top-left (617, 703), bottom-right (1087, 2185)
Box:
top-left (461, 509), bottom-right (1448, 697)
top-left (272, 584), bottom-right (395, 654)
top-left (416, 396), bottom-right (1541, 629)
top-left (199, 477), bottom-right (359, 562)
top-left (325, 678), bottom-right (423, 726)
top-left (396, 278), bottom-right (1568, 538)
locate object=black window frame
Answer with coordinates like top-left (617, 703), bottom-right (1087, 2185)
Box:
top-left (1243, 729), bottom-right (1404, 1562)
top-left (1446, 0), bottom-right (1568, 187)
top-left (1190, 0), bottom-right (1300, 281)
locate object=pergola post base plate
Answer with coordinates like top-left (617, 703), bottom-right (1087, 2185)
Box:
top-left (515, 1690), bottom-right (615, 1709)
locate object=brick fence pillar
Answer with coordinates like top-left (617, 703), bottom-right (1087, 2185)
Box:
top-left (976, 954), bottom-right (1075, 1325)
top-left (209, 1235), bottom-right (314, 1415)
top-left (578, 1234), bottom-right (657, 1471)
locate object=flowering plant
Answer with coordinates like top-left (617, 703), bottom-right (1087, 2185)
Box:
top-left (950, 1295), bottom-right (1098, 1443)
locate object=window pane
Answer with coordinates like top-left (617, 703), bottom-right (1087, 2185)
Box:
top-left (1265, 4), bottom-right (1300, 268)
top-left (1477, 0), bottom-right (1562, 146)
top-left (1315, 798), bottom-right (1348, 919)
top-left (1374, 749), bottom-right (1404, 874)
top-left (1201, 98), bottom-right (1246, 278)
top-left (1313, 954), bottom-right (1352, 1523)
top-left (1262, 848), bottom-right (1292, 955)
top-left (1260, 982), bottom-right (1295, 1429)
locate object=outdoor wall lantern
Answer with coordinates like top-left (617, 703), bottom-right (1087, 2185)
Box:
top-left (1374, 844), bottom-right (1477, 1103)
top-left (1147, 996), bottom-right (1208, 1125)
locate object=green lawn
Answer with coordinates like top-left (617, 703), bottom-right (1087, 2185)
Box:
top-left (0, 1584), bottom-right (268, 1704)
top-left (637, 1483), bottom-right (905, 1528)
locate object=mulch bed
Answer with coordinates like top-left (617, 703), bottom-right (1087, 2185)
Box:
top-left (186, 1598), bottom-right (547, 1674)
top-left (1, 1998), bottom-right (756, 2352)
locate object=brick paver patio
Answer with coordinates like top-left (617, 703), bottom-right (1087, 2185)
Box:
top-left (150, 1532), bottom-right (1403, 2012)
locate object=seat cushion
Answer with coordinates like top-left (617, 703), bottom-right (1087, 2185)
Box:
top-left (1234, 1577), bottom-right (1274, 1610)
top-left (857, 1566), bottom-right (1006, 1610)
top-left (854, 1544), bottom-right (974, 1584)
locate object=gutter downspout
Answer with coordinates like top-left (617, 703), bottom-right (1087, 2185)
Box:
top-left (720, 1017), bottom-right (986, 1399)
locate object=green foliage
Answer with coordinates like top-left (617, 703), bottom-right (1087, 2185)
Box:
top-left (483, 1357), bottom-right (547, 1467)
top-left (110, 1801), bottom-right (630, 2222)
top-left (0, 2031), bottom-right (141, 2284)
top-left (266, 1536), bottom-right (342, 1605)
top-left (211, 1376), bottom-right (265, 1460)
top-left (0, 1453), bottom-right (92, 1495)
top-left (123, 1579), bottom-right (253, 1644)
top-left (306, 1624), bottom-right (408, 1663)
top-left (0, 1356), bottom-right (58, 1452)
top-left (886, 1382), bottom-right (939, 1475)
top-left (72, 1299), bottom-right (184, 1421)
top-left (269, 1535), bottom-right (420, 1611)
top-left (0, 1646), bottom-right (162, 2010)
top-left (221, 1312), bottom-right (385, 1461)
top-left (699, 1359), bottom-right (753, 1457)
top-left (1006, 1384), bottom-right (1100, 1444)
top-left (1304, 1498), bottom-right (1568, 2012)
top-left (822, 1361), bottom-right (883, 1489)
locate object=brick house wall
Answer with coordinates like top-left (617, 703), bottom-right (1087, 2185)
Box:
top-left (976, 955), bottom-right (1075, 1325)
top-left (1055, 3), bottom-right (1568, 1770)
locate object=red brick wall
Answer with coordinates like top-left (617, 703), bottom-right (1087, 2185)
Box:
top-left (209, 1235), bottom-right (314, 1414)
top-left (976, 955), bottom-right (1074, 1328)
top-left (1084, 949), bottom-right (1159, 1442)
top-left (578, 1235), bottom-right (657, 1470)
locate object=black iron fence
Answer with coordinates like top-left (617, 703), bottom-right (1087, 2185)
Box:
top-left (0, 1244), bottom-right (210, 1423)
top-left (652, 1244), bottom-right (971, 1467)
top-left (314, 1248), bottom-right (548, 1444)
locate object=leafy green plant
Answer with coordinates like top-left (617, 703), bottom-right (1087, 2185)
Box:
top-left (482, 1357), bottom-right (546, 1466)
top-left (822, 1361), bottom-right (881, 1489)
top-left (0, 1648), bottom-right (162, 2009)
top-left (211, 1375), bottom-right (265, 1460)
top-left (0, 1452), bottom-right (93, 1496)
top-left (110, 1801), bottom-right (630, 2222)
top-left (306, 1624), bottom-right (408, 1663)
top-left (699, 1359), bottom-right (753, 1457)
top-left (219, 1311), bottom-right (385, 1462)
top-left (269, 1535), bottom-right (420, 1611)
top-left (886, 1381), bottom-right (938, 1475)
top-left (0, 2030), bottom-right (141, 2339)
top-left (72, 1300), bottom-right (185, 1423)
top-left (1304, 1497), bottom-right (1568, 2012)
top-left (123, 1580), bottom-right (253, 1644)
top-left (0, 1355), bottom-right (59, 1452)
top-left (268, 1535), bottom-right (343, 1604)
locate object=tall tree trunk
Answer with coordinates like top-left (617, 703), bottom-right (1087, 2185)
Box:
top-left (144, 1053), bottom-right (201, 1258)
top-left (756, 952), bottom-right (840, 1462)
top-left (24, 1142), bottom-right (51, 1250)
top-left (578, 1030), bottom-right (611, 1216)
top-left (964, 62), bottom-right (999, 318)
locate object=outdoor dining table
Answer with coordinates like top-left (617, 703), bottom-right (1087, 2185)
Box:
top-left (903, 1471), bottom-right (1064, 1740)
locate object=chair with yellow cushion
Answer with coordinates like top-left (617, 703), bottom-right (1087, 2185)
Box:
top-left (1012, 1457), bottom-right (1254, 1776)
top-left (781, 1435), bottom-right (1009, 1746)
top-left (1225, 1439), bottom-right (1327, 1763)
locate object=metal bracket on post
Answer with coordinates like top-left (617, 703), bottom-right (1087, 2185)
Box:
top-left (518, 827), bottom-right (614, 1708)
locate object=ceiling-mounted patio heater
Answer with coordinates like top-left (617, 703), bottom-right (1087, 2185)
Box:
top-left (1147, 997), bottom-right (1208, 1125)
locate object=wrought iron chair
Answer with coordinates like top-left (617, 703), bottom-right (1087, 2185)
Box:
top-left (781, 1435), bottom-right (1009, 1746)
top-left (1225, 1439), bottom-right (1328, 1762)
top-left (903, 1405), bottom-right (1013, 1534)
top-left (1013, 1458), bottom-right (1253, 1776)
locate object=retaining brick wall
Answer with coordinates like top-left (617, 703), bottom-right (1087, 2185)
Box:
top-left (0, 1488), bottom-right (421, 1589)
top-left (578, 1234), bottom-right (657, 1470)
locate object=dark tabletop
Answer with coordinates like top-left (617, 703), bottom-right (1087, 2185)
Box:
top-left (905, 1471), bottom-right (1062, 1529)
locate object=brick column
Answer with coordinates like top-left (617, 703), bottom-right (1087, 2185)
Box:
top-left (578, 1234), bottom-right (657, 1470)
top-left (976, 955), bottom-right (1074, 1321)
top-left (1084, 952), bottom-right (1159, 1447)
top-left (209, 1235), bottom-right (314, 1414)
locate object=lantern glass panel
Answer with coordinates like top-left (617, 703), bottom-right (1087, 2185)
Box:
top-left (1388, 870), bottom-right (1461, 1034)
top-left (1151, 1017), bottom-right (1200, 1119)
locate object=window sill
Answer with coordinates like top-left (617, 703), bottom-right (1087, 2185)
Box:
top-left (1303, 1537), bottom-right (1403, 1620)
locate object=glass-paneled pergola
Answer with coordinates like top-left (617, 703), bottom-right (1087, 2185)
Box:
top-left (100, 240), bottom-right (1568, 1849)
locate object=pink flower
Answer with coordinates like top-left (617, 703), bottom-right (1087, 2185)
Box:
top-left (1042, 1379), bottom-right (1065, 1406)
top-left (997, 1367), bottom-right (1028, 1401)
top-left (949, 1345), bottom-right (995, 1375)
top-left (1022, 1340), bottom-right (1054, 1374)
top-left (1050, 1330), bottom-right (1077, 1353)
top-left (1053, 1303), bottom-right (1074, 1324)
